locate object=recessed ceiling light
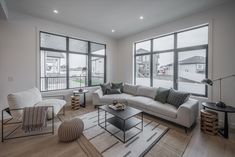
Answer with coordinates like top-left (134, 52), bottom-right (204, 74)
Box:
top-left (139, 16), bottom-right (144, 20)
top-left (111, 29), bottom-right (115, 33)
top-left (53, 9), bottom-right (58, 14)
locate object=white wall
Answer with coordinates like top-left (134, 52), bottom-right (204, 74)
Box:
top-left (117, 2), bottom-right (235, 126)
top-left (0, 11), bottom-right (118, 112)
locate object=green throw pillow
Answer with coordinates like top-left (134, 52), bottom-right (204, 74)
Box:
top-left (106, 88), bottom-right (122, 95)
top-left (154, 87), bottom-right (170, 104)
top-left (111, 82), bottom-right (123, 92)
top-left (100, 83), bottom-right (111, 95)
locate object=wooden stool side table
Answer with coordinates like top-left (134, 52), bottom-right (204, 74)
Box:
top-left (71, 95), bottom-right (80, 110)
top-left (73, 90), bottom-right (89, 108)
top-left (200, 109), bottom-right (218, 135)
top-left (202, 102), bottom-right (235, 139)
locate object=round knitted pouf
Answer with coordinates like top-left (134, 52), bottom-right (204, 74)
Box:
top-left (58, 118), bottom-right (84, 142)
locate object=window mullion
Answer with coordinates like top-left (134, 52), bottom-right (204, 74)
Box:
top-left (174, 33), bottom-right (178, 90)
top-left (134, 43), bottom-right (136, 85)
top-left (150, 39), bottom-right (153, 87)
top-left (66, 37), bottom-right (69, 89)
top-left (104, 45), bottom-right (107, 83)
top-left (88, 41), bottom-right (91, 86)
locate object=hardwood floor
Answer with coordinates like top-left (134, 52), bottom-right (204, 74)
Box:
top-left (1, 103), bottom-right (235, 157)
top-left (183, 124), bottom-right (235, 157)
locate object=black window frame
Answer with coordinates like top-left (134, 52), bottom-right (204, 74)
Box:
top-left (134, 24), bottom-right (209, 97)
top-left (39, 31), bottom-right (106, 92)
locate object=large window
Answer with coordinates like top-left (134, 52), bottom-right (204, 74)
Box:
top-left (40, 32), bottom-right (106, 91)
top-left (134, 25), bottom-right (208, 96)
top-left (135, 55), bottom-right (151, 86)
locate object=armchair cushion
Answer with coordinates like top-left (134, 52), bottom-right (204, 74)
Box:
top-left (7, 87), bottom-right (42, 118)
top-left (7, 87), bottom-right (66, 119)
top-left (35, 99), bottom-right (66, 119)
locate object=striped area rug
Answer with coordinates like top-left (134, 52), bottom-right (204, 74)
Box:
top-left (77, 110), bottom-right (169, 157)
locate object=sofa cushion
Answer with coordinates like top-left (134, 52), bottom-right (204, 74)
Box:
top-left (136, 86), bottom-right (157, 99)
top-left (100, 93), bottom-right (134, 104)
top-left (154, 87), bottom-right (170, 103)
top-left (111, 82), bottom-right (124, 92)
top-left (127, 96), bottom-right (154, 109)
top-left (35, 99), bottom-right (66, 119)
top-left (123, 83), bottom-right (139, 95)
top-left (167, 89), bottom-right (190, 108)
top-left (148, 101), bottom-right (177, 118)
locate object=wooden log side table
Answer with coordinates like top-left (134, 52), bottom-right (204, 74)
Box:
top-left (200, 109), bottom-right (218, 135)
top-left (202, 102), bottom-right (235, 139)
top-left (71, 96), bottom-right (80, 110)
top-left (73, 90), bottom-right (89, 108)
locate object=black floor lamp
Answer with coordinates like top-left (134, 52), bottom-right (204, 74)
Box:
top-left (79, 67), bottom-right (87, 92)
top-left (201, 74), bottom-right (235, 108)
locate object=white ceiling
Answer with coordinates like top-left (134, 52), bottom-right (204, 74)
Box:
top-left (6, 0), bottom-right (231, 39)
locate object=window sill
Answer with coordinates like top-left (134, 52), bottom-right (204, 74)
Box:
top-left (191, 95), bottom-right (209, 101)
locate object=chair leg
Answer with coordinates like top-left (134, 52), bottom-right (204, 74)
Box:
top-left (63, 106), bottom-right (65, 115)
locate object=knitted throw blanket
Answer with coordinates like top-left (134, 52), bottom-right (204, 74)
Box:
top-left (22, 106), bottom-right (48, 132)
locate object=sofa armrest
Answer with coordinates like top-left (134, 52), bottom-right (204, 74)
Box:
top-left (177, 98), bottom-right (199, 128)
top-left (92, 88), bottom-right (103, 106)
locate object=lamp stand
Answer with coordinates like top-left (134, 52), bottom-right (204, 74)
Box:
top-left (202, 74), bottom-right (235, 108)
top-left (216, 78), bottom-right (226, 108)
top-left (79, 74), bottom-right (83, 92)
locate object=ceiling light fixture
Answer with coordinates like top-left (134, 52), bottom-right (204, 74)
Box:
top-left (111, 29), bottom-right (115, 33)
top-left (53, 9), bottom-right (58, 14)
top-left (139, 16), bottom-right (144, 20)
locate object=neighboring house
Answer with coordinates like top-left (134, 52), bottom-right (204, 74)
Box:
top-left (45, 52), bottom-right (66, 76)
top-left (40, 51), bottom-right (66, 77)
top-left (136, 48), bottom-right (151, 77)
top-left (162, 56), bottom-right (206, 83)
top-left (136, 47), bottom-right (206, 83)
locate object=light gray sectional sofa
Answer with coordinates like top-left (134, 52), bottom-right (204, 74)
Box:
top-left (92, 83), bottom-right (199, 130)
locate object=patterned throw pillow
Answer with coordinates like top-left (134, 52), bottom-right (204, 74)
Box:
top-left (167, 89), bottom-right (190, 108)
top-left (100, 83), bottom-right (111, 95)
top-left (111, 82), bottom-right (124, 92)
top-left (154, 87), bottom-right (170, 104)
top-left (106, 88), bottom-right (122, 95)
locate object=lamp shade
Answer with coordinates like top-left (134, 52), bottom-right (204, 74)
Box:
top-left (201, 78), bottom-right (213, 86)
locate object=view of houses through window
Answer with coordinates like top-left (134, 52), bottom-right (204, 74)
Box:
top-left (135, 25), bottom-right (208, 96)
top-left (40, 32), bottom-right (106, 91)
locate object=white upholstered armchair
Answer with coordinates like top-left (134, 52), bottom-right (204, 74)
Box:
top-left (7, 87), bottom-right (66, 120)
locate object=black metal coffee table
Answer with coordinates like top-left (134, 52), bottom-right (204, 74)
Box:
top-left (98, 105), bottom-right (143, 143)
